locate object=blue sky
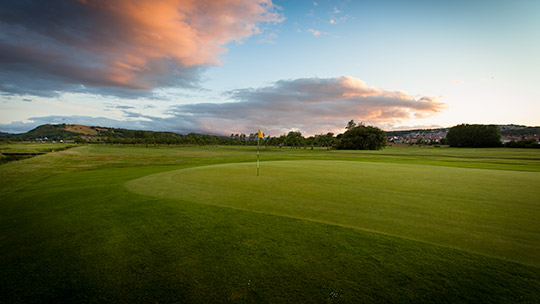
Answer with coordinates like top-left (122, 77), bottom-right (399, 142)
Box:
top-left (1, 0), bottom-right (539, 135)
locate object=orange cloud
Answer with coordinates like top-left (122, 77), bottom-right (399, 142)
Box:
top-left (169, 76), bottom-right (447, 135)
top-left (75, 0), bottom-right (283, 87)
top-left (340, 76), bottom-right (381, 98)
top-left (0, 0), bottom-right (283, 95)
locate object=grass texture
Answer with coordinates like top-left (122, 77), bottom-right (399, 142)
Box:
top-left (126, 160), bottom-right (540, 267)
top-left (1, 145), bottom-right (539, 303)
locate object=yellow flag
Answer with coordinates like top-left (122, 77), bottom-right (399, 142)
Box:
top-left (258, 129), bottom-right (263, 138)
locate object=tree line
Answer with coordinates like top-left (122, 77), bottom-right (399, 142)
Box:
top-left (6, 122), bottom-right (535, 149)
top-left (74, 129), bottom-right (340, 149)
top-left (69, 120), bottom-right (388, 150)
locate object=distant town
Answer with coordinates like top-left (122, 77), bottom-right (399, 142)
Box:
top-left (387, 125), bottom-right (540, 146)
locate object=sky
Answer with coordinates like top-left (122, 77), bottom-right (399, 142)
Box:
top-left (0, 0), bottom-right (539, 136)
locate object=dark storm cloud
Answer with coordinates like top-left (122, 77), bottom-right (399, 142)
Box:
top-left (0, 0), bottom-right (282, 97)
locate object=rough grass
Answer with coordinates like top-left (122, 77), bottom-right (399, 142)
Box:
top-left (0, 142), bottom-right (75, 153)
top-left (63, 124), bottom-right (100, 135)
top-left (0, 143), bottom-right (76, 165)
top-left (1, 144), bottom-right (540, 303)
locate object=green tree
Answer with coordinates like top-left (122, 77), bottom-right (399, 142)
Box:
top-left (505, 138), bottom-right (539, 148)
top-left (337, 125), bottom-right (386, 150)
top-left (74, 136), bottom-right (86, 144)
top-left (446, 124), bottom-right (501, 147)
top-left (346, 120), bottom-right (356, 130)
top-left (285, 131), bottom-right (304, 148)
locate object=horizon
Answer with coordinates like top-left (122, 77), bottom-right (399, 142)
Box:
top-left (1, 0), bottom-right (539, 136)
top-left (3, 122), bottom-right (538, 138)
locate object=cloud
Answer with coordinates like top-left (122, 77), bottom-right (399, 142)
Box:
top-left (169, 76), bottom-right (447, 135)
top-left (329, 15), bottom-right (349, 25)
top-left (388, 124), bottom-right (445, 131)
top-left (0, 76), bottom-right (447, 136)
top-left (307, 28), bottom-right (322, 36)
top-left (105, 104), bottom-right (136, 110)
top-left (452, 80), bottom-right (465, 84)
top-left (0, 0), bottom-right (283, 97)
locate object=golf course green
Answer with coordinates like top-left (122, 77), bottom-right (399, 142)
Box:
top-left (1, 144), bottom-right (540, 303)
top-left (126, 160), bottom-right (540, 267)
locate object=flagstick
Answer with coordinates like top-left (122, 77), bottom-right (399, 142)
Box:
top-left (257, 136), bottom-right (260, 176)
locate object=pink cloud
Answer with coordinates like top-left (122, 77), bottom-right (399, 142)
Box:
top-left (77, 0), bottom-right (284, 87)
top-left (0, 0), bottom-right (283, 95)
top-left (171, 76), bottom-right (448, 135)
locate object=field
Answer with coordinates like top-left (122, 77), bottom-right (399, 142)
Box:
top-left (0, 143), bottom-right (75, 165)
top-left (1, 144), bottom-right (540, 303)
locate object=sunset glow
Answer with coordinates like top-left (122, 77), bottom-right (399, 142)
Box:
top-left (0, 0), bottom-right (538, 135)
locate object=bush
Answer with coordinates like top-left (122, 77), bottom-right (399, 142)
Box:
top-left (505, 138), bottom-right (540, 148)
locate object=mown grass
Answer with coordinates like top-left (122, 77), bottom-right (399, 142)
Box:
top-left (127, 160), bottom-right (540, 267)
top-left (1, 144), bottom-right (540, 303)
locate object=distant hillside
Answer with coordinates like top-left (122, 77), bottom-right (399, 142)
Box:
top-left (386, 125), bottom-right (540, 137)
top-left (0, 124), bottom-right (182, 142)
top-left (10, 124), bottom-right (94, 141)
top-left (0, 124), bottom-right (114, 140)
top-left (63, 124), bottom-right (106, 136)
top-left (499, 125), bottom-right (540, 136)
top-left (385, 128), bottom-right (448, 137)
top-left (0, 124), bottom-right (220, 145)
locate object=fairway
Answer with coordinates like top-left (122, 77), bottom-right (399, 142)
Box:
top-left (127, 160), bottom-right (540, 267)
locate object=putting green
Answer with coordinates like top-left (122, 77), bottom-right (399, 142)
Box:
top-left (126, 160), bottom-right (540, 266)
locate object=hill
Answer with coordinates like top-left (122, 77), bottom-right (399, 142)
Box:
top-left (23, 124), bottom-right (100, 140)
top-left (0, 124), bottom-right (102, 141)
top-left (1, 124), bottom-right (183, 142)
top-left (385, 128), bottom-right (448, 137)
top-left (0, 124), bottom-right (80, 141)
top-left (499, 125), bottom-right (540, 136)
top-left (385, 125), bottom-right (540, 137)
